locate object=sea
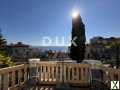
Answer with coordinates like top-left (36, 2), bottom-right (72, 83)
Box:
top-left (31, 46), bottom-right (69, 52)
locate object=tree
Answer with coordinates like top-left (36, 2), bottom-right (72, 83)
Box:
top-left (111, 42), bottom-right (120, 68)
top-left (105, 38), bottom-right (120, 68)
top-left (0, 29), bottom-right (15, 67)
top-left (0, 29), bottom-right (7, 51)
top-left (70, 13), bottom-right (86, 63)
top-left (0, 52), bottom-right (15, 67)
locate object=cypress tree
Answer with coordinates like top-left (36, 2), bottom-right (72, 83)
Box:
top-left (70, 13), bottom-right (86, 63)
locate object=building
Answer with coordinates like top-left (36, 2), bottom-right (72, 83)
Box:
top-left (7, 42), bottom-right (30, 62)
top-left (29, 47), bottom-right (42, 58)
top-left (89, 37), bottom-right (120, 61)
top-left (85, 44), bottom-right (92, 59)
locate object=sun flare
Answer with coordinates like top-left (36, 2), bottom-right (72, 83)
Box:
top-left (71, 10), bottom-right (79, 19)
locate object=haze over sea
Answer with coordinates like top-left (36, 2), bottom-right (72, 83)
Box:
top-left (31, 46), bottom-right (69, 52)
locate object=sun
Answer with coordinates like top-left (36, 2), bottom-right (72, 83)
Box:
top-left (71, 10), bottom-right (79, 19)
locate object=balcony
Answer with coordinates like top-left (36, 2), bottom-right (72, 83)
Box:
top-left (0, 61), bottom-right (120, 90)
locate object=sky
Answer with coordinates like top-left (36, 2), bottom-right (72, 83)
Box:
top-left (0, 0), bottom-right (120, 46)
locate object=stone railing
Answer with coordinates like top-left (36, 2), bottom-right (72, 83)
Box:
top-left (35, 62), bottom-right (91, 86)
top-left (102, 67), bottom-right (120, 87)
top-left (0, 64), bottom-right (28, 90)
top-left (1, 61), bottom-right (119, 89)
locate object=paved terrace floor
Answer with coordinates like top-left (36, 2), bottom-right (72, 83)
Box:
top-left (21, 80), bottom-right (110, 90)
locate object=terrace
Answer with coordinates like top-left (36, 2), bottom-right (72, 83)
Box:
top-left (0, 61), bottom-right (120, 90)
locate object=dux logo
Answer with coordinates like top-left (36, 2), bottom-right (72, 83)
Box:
top-left (111, 81), bottom-right (119, 89)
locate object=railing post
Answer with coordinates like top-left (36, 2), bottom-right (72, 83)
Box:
top-left (43, 65), bottom-right (46, 81)
top-left (24, 66), bottom-right (28, 82)
top-left (76, 67), bottom-right (79, 82)
top-left (12, 71), bottom-right (15, 87)
top-left (68, 66), bottom-right (71, 82)
top-left (56, 65), bottom-right (58, 83)
top-left (29, 59), bottom-right (40, 78)
top-left (81, 68), bottom-right (84, 81)
top-left (45, 66), bottom-right (48, 82)
top-left (60, 64), bottom-right (63, 82)
top-left (3, 73), bottom-right (9, 90)
top-left (0, 75), bottom-right (2, 90)
top-left (18, 70), bottom-right (22, 85)
top-left (52, 66), bottom-right (54, 81)
top-left (64, 64), bottom-right (66, 82)
top-left (119, 71), bottom-right (120, 82)
top-left (72, 67), bottom-right (74, 81)
top-left (40, 65), bottom-right (43, 81)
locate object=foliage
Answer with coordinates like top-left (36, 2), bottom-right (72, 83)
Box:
top-left (0, 30), bottom-right (15, 67)
top-left (0, 34), bottom-right (7, 51)
top-left (0, 51), bottom-right (15, 67)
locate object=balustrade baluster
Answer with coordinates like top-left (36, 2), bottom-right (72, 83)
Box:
top-left (72, 66), bottom-right (74, 81)
top-left (40, 65), bottom-right (42, 81)
top-left (64, 64), bottom-right (66, 82)
top-left (80, 67), bottom-right (82, 82)
top-left (3, 73), bottom-right (9, 90)
top-left (0, 75), bottom-right (2, 90)
top-left (24, 66), bottom-right (27, 82)
top-left (60, 64), bottom-right (63, 82)
top-left (11, 71), bottom-right (15, 87)
top-left (56, 65), bottom-right (58, 83)
top-left (76, 67), bottom-right (79, 83)
top-left (68, 66), bottom-right (71, 82)
top-left (52, 66), bottom-right (54, 82)
top-left (43, 65), bottom-right (46, 82)
top-left (119, 70), bottom-right (120, 81)
top-left (18, 70), bottom-right (22, 85)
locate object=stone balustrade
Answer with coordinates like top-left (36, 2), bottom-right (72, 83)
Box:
top-left (36, 62), bottom-right (91, 87)
top-left (0, 61), bottom-right (120, 90)
top-left (0, 64), bottom-right (28, 90)
top-left (102, 67), bottom-right (120, 88)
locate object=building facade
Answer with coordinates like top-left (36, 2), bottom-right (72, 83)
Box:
top-left (88, 37), bottom-right (120, 61)
top-left (7, 42), bottom-right (30, 62)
